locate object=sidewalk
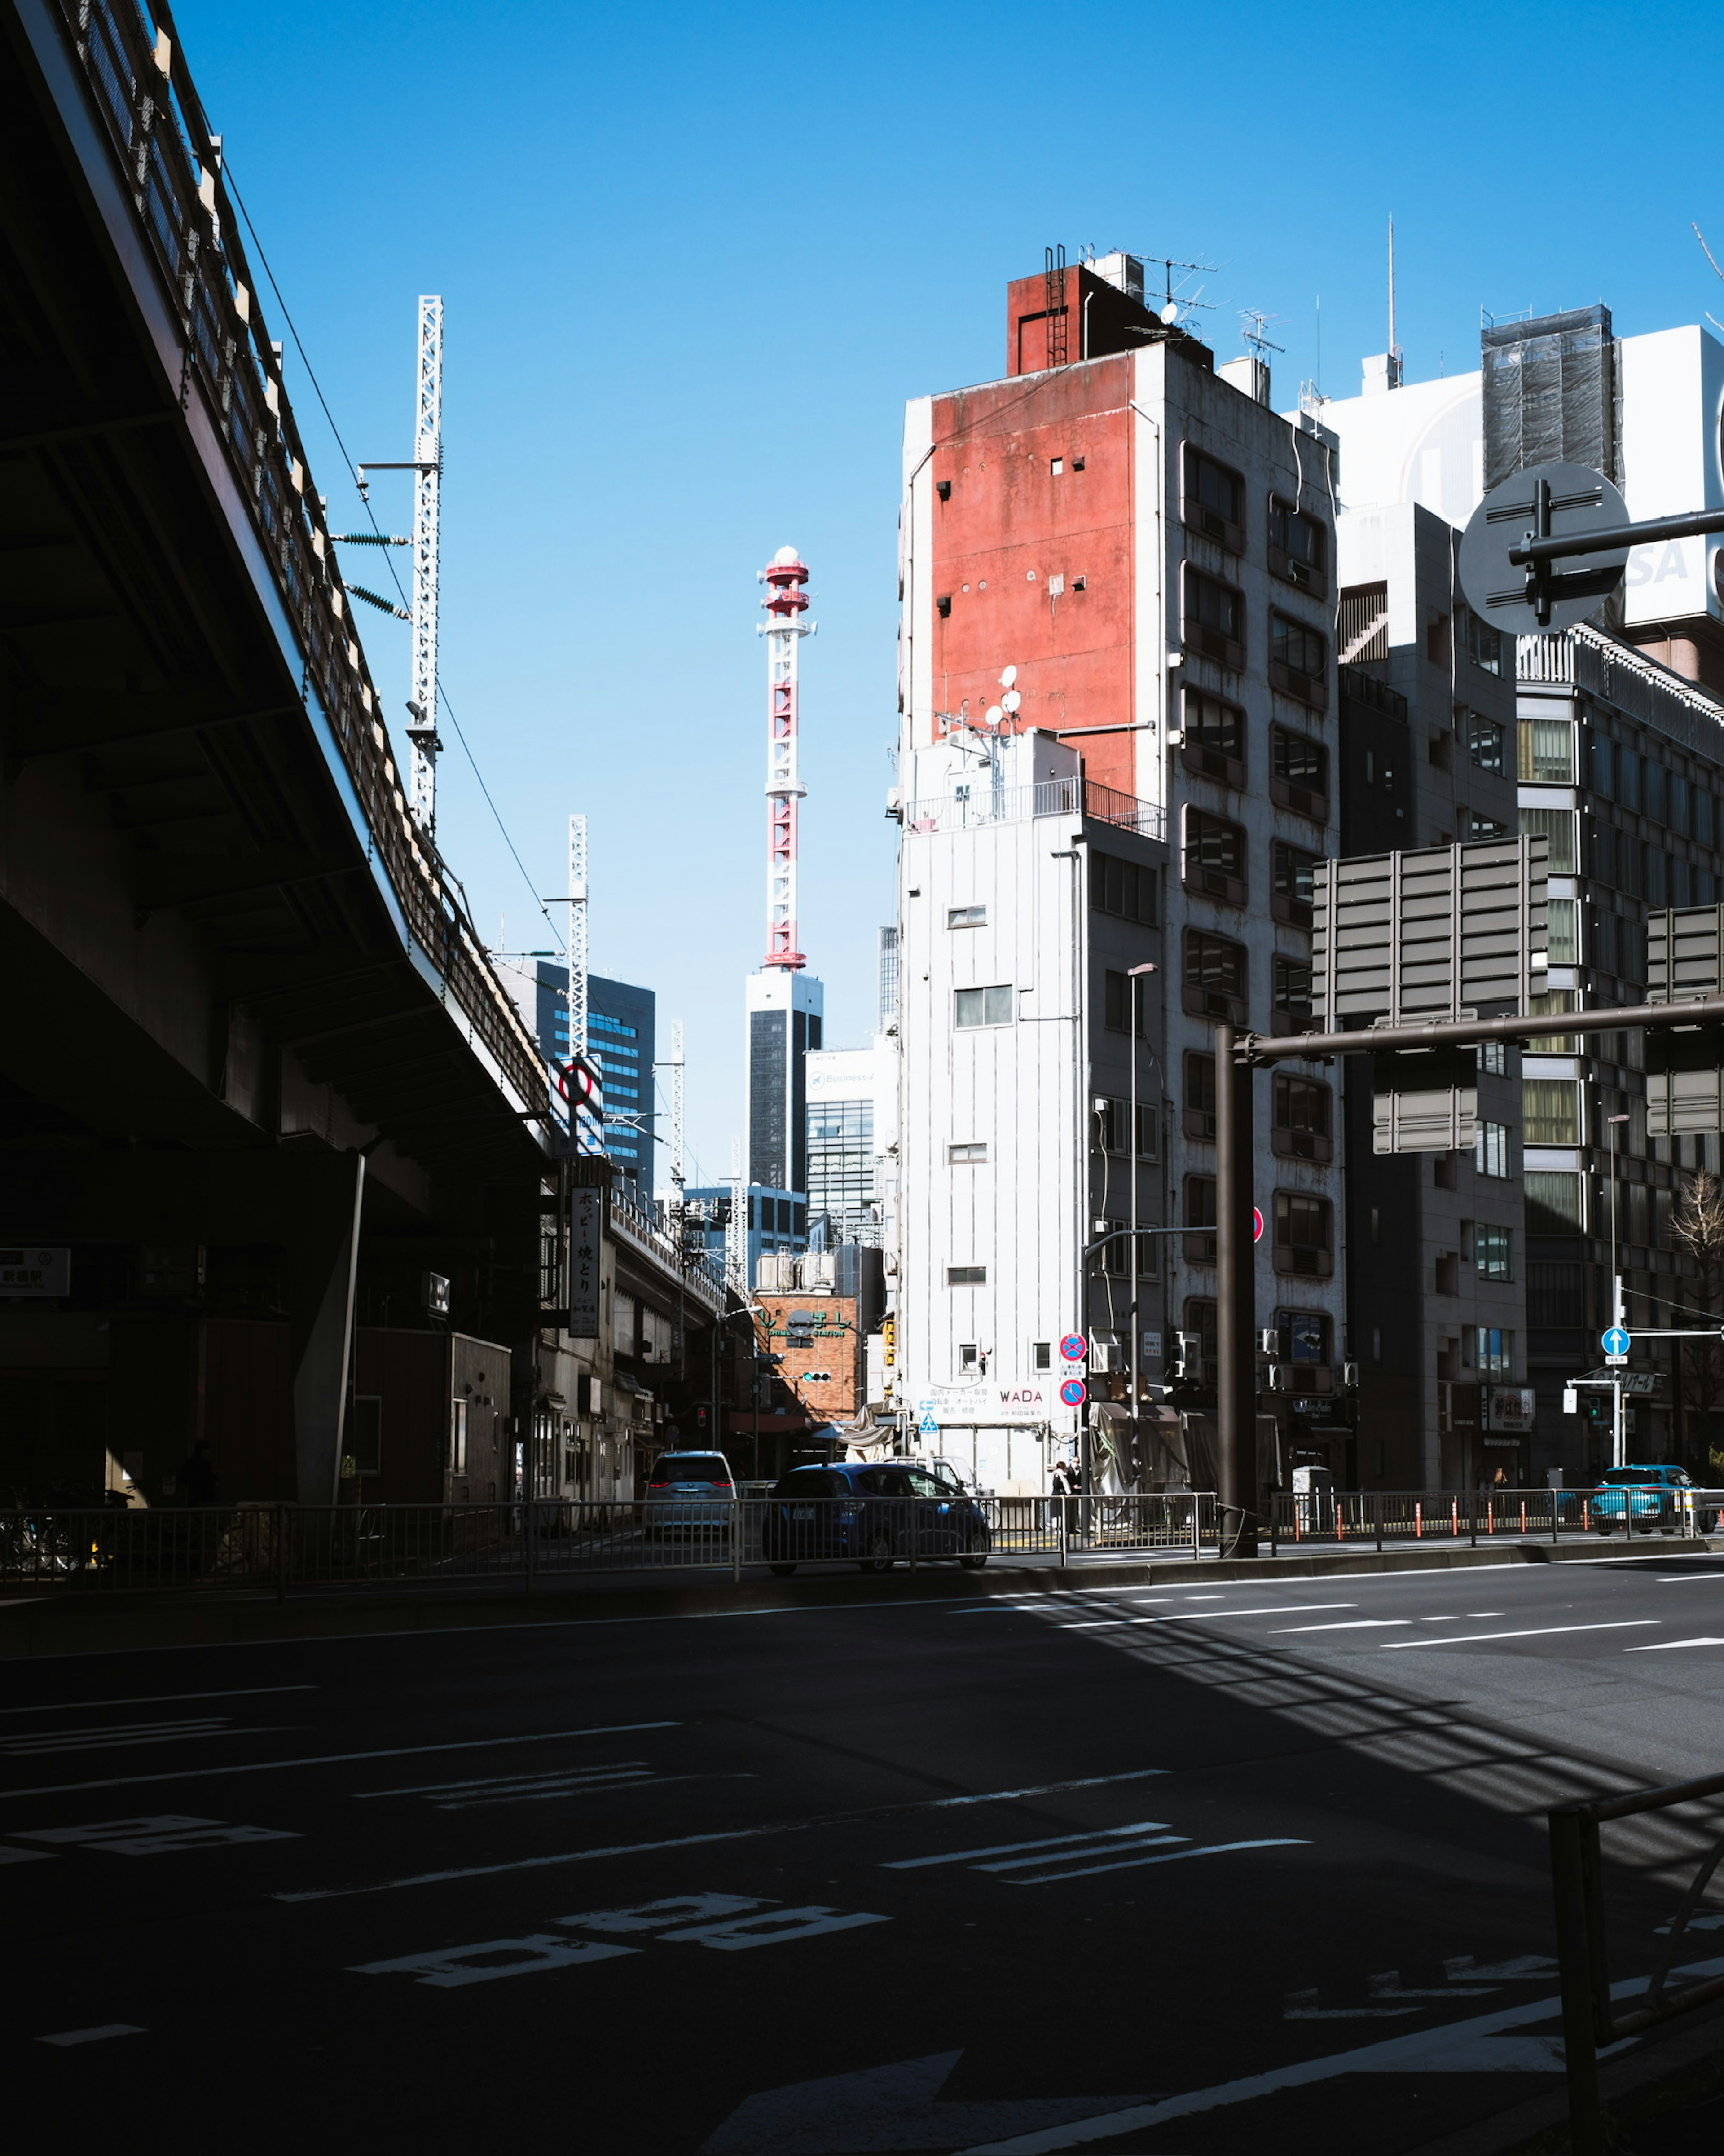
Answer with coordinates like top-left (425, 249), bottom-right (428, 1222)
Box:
top-left (2, 1534), bottom-right (1715, 1660)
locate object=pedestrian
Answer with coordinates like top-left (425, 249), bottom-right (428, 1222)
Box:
top-left (178, 1440), bottom-right (219, 1508)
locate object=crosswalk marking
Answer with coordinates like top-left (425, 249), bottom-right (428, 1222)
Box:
top-left (0, 1718), bottom-right (254, 1756)
top-left (884, 1822), bottom-right (1175, 1871)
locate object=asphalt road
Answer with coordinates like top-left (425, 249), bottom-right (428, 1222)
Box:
top-left (9, 1552), bottom-right (1724, 2153)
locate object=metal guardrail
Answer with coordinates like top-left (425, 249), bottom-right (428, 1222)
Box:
top-left (1551, 1769), bottom-right (1724, 2154)
top-left (1266, 1486), bottom-right (1724, 1552)
top-left (51, 0), bottom-right (549, 1123)
top-left (0, 1495), bottom-right (1218, 1596)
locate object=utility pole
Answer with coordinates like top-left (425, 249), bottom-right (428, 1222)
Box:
top-left (409, 295), bottom-right (442, 832)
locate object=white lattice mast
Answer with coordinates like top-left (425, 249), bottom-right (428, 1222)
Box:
top-left (757, 547), bottom-right (812, 969)
top-left (665, 1020), bottom-right (686, 1191)
top-left (567, 812), bottom-right (588, 1062)
top-left (726, 1137), bottom-right (748, 1291)
top-left (407, 295), bottom-right (443, 832)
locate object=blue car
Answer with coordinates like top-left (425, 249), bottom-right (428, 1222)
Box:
top-left (1589, 1464), bottom-right (1696, 1535)
top-left (760, 1461), bottom-right (991, 1576)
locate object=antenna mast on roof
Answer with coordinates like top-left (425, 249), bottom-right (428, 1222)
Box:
top-left (1387, 216), bottom-right (1403, 388)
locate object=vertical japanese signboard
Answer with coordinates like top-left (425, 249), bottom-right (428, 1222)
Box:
top-left (569, 1190), bottom-right (601, 1339)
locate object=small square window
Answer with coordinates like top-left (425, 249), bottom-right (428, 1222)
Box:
top-left (948, 905), bottom-right (986, 928)
top-left (1050, 457), bottom-right (1064, 475)
top-left (947, 1265), bottom-right (987, 1286)
top-left (1071, 457), bottom-right (1085, 472)
top-left (948, 1142), bottom-right (988, 1164)
top-left (959, 1342), bottom-right (981, 1371)
top-left (1032, 1341), bottom-right (1052, 1371)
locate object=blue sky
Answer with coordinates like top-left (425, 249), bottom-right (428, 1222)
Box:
top-left (174, 0), bottom-right (1724, 1187)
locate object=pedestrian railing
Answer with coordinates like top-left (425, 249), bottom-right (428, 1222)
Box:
top-left (1550, 1767), bottom-right (1724, 2155)
top-left (1266, 1486), bottom-right (1724, 1552)
top-left (0, 1485), bottom-right (1713, 1599)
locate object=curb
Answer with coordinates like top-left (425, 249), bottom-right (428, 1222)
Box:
top-left (0, 1535), bottom-right (1717, 1661)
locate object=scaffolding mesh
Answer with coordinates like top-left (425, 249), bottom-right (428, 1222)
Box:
top-left (1482, 304), bottom-right (1620, 492)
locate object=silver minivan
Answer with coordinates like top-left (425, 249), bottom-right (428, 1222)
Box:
top-left (644, 1451), bottom-right (736, 1538)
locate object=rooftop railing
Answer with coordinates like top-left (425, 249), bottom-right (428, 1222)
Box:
top-left (905, 775), bottom-right (1165, 844)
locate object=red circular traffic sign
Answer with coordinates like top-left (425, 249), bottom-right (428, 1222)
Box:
top-left (1058, 1334), bottom-right (1087, 1362)
top-left (1253, 1207), bottom-right (1264, 1244)
top-left (1059, 1377), bottom-right (1087, 1408)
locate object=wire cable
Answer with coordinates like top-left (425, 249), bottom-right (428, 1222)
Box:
top-left (220, 163), bottom-right (567, 957)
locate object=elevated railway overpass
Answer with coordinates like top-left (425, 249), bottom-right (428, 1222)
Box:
top-left (0, 0), bottom-right (588, 1506)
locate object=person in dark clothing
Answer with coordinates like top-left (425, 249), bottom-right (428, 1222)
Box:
top-left (178, 1441), bottom-right (219, 1507)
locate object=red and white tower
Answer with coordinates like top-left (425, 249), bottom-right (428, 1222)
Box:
top-left (759, 546), bottom-right (812, 969)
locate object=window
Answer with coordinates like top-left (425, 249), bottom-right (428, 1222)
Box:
top-left (1270, 612), bottom-right (1328, 708)
top-left (1520, 806), bottom-right (1577, 874)
top-left (1099, 1220), bottom-right (1160, 1279)
top-left (1032, 1341), bottom-right (1052, 1372)
top-left (947, 1265), bottom-right (987, 1286)
top-left (1184, 1050), bottom-right (1217, 1142)
top-left (1338, 582), bottom-right (1389, 662)
top-left (959, 1342), bottom-right (982, 1371)
top-left (1466, 1327), bottom-right (1515, 1378)
top-left (1183, 807), bottom-right (1247, 903)
top-left (954, 985), bottom-right (1013, 1028)
top-left (1270, 726), bottom-right (1329, 816)
top-left (1466, 713), bottom-right (1507, 773)
top-left (1475, 1122), bottom-right (1511, 1178)
top-left (1271, 839), bottom-right (1318, 928)
top-left (1103, 968), bottom-right (1149, 1036)
top-left (1182, 688), bottom-right (1245, 787)
top-left (1517, 718), bottom-right (1573, 781)
top-left (948, 905), bottom-right (986, 928)
top-left (1182, 445), bottom-right (1245, 552)
top-left (1050, 457), bottom-right (1064, 476)
top-left (1618, 743), bottom-right (1642, 812)
top-left (1475, 1225), bottom-right (1513, 1281)
top-left (1183, 1175), bottom-right (1217, 1264)
top-left (448, 1398), bottom-right (468, 1476)
top-left (1477, 1041), bottom-right (1509, 1075)
top-left (1546, 899), bottom-right (1579, 965)
top-left (1460, 810), bottom-right (1508, 840)
top-left (1272, 956), bottom-right (1313, 1027)
top-left (1458, 601), bottom-right (1504, 676)
top-left (1525, 991), bottom-right (1578, 1053)
top-left (948, 1141), bottom-right (987, 1164)
top-left (1183, 928), bottom-right (1247, 1023)
top-left (1096, 1097), bottom-right (1157, 1158)
top-left (1184, 564), bottom-right (1244, 668)
top-left (1091, 851), bottom-right (1157, 924)
top-left (1523, 1078), bottom-right (1580, 1146)
top-left (1276, 1309), bottom-right (1331, 1365)
top-left (1268, 498), bottom-right (1328, 596)
top-left (1273, 1190), bottom-right (1333, 1277)
top-left (1526, 1171), bottom-right (1583, 1231)
top-left (1272, 1074), bottom-right (1332, 1161)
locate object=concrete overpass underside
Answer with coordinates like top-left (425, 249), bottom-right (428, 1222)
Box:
top-left (0, 0), bottom-right (558, 1508)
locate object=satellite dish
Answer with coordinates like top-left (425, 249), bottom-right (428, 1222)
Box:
top-left (999, 665), bottom-right (1018, 688)
top-left (985, 705), bottom-right (1004, 726)
top-left (1001, 690), bottom-right (1022, 714)
top-left (1458, 460), bottom-right (1630, 637)
top-left (1160, 301), bottom-right (1180, 325)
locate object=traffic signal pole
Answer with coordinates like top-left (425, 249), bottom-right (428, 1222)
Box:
top-left (1214, 990), bottom-right (1724, 1557)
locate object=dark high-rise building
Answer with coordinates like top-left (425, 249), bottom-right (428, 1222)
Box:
top-left (744, 969), bottom-right (822, 1197)
top-left (531, 962), bottom-right (656, 1188)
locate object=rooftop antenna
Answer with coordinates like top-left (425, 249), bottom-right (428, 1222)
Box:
top-left (1144, 254), bottom-right (1218, 324)
top-left (1387, 217), bottom-right (1403, 388)
top-left (1240, 309), bottom-right (1285, 361)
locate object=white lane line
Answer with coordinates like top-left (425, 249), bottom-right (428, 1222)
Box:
top-left (356, 1761), bottom-right (652, 1799)
top-left (884, 1822), bottom-right (1173, 1871)
top-left (1047, 1604), bottom-right (1363, 1631)
top-left (1625, 1636), bottom-right (1724, 1652)
top-left (0, 1688), bottom-right (317, 1718)
top-left (1383, 1621), bottom-right (1658, 1650)
top-left (37, 2025), bottom-right (145, 2046)
top-left (1657, 1574), bottom-right (1724, 1583)
top-left (976, 1835), bottom-right (1186, 1874)
top-left (1271, 1620), bottom-right (1411, 1634)
top-left (275, 1767), bottom-right (1170, 1903)
top-left (0, 1721), bottom-right (681, 1802)
top-left (1008, 1837), bottom-right (1308, 1887)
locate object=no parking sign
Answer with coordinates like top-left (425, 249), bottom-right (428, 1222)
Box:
top-left (1059, 1377), bottom-right (1087, 1408)
top-left (1058, 1334), bottom-right (1087, 1363)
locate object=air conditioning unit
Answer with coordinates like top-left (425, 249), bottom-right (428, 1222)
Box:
top-left (1266, 1364), bottom-right (1294, 1391)
top-left (1257, 1329), bottom-right (1280, 1355)
top-left (1341, 1362), bottom-right (1360, 1388)
top-left (1090, 1342), bottom-right (1119, 1374)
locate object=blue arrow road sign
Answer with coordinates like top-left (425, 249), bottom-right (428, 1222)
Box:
top-left (1601, 1326), bottom-right (1631, 1357)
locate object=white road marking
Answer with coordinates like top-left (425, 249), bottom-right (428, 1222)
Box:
top-left (1657, 1573), bottom-right (1724, 1582)
top-left (1625, 1636), bottom-right (1724, 1651)
top-left (559, 1893), bottom-right (763, 1932)
top-left (951, 1955), bottom-right (1724, 2153)
top-left (0, 1845), bottom-right (56, 1865)
top-left (356, 1760), bottom-right (651, 1799)
top-left (14, 1814), bottom-right (299, 1854)
top-left (663, 1906), bottom-right (890, 1951)
top-left (37, 2025), bottom-right (145, 2046)
top-left (1284, 1988), bottom-right (1416, 2020)
top-left (1444, 1955), bottom-right (1559, 1981)
top-left (1420, 1616), bottom-right (1462, 1623)
top-left (1368, 1969), bottom-right (1494, 1998)
top-left (1383, 1621), bottom-right (1658, 1649)
top-left (885, 1822), bottom-right (1174, 1871)
top-left (1053, 1604), bottom-right (1361, 1631)
top-left (1271, 1620), bottom-right (1410, 1634)
top-left (275, 1768), bottom-right (1168, 1902)
top-left (1006, 1838), bottom-right (1308, 1887)
top-left (0, 1718), bottom-right (282, 1756)
top-left (0, 1720), bottom-right (680, 1802)
top-left (978, 1836), bottom-right (1186, 1876)
top-left (352, 1934), bottom-right (637, 1987)
top-left (0, 1688), bottom-right (316, 1718)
